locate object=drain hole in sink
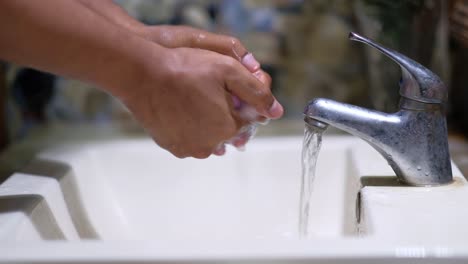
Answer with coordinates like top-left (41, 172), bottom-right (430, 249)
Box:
top-left (355, 191), bottom-right (361, 225)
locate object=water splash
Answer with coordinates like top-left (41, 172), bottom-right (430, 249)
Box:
top-left (298, 124), bottom-right (324, 237)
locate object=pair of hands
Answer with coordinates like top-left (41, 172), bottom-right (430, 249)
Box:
top-left (0, 0), bottom-right (283, 159)
top-left (120, 25), bottom-right (283, 158)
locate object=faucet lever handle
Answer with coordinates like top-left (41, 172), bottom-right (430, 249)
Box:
top-left (349, 32), bottom-right (447, 105)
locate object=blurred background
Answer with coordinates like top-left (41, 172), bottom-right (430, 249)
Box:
top-left (0, 0), bottom-right (467, 176)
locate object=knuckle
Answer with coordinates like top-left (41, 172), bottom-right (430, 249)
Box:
top-left (167, 145), bottom-right (188, 159)
top-left (255, 88), bottom-right (270, 101)
top-left (173, 151), bottom-right (188, 159)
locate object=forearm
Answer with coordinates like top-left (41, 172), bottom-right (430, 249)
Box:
top-left (0, 0), bottom-right (162, 98)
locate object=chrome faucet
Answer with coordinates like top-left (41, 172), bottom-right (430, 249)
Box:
top-left (304, 32), bottom-right (452, 186)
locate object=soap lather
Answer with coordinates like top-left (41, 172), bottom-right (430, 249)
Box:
top-left (214, 95), bottom-right (269, 153)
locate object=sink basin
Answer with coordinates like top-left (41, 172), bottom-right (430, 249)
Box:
top-left (0, 135), bottom-right (467, 263)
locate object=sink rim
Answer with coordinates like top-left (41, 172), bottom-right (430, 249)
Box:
top-left (1, 238), bottom-right (468, 262)
top-left (0, 135), bottom-right (467, 263)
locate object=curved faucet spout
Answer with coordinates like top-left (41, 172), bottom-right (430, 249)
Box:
top-left (304, 98), bottom-right (452, 186)
top-left (305, 98), bottom-right (400, 136)
top-left (302, 32), bottom-right (452, 186)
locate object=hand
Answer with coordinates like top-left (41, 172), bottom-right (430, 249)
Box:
top-left (121, 47), bottom-right (282, 159)
top-left (137, 26), bottom-right (273, 109)
top-left (136, 25), bottom-right (280, 152)
top-left (68, 1), bottom-right (283, 155)
top-left (0, 0), bottom-right (283, 159)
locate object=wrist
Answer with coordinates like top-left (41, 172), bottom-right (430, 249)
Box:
top-left (93, 31), bottom-right (169, 103)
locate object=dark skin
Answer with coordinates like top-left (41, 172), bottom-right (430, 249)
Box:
top-left (0, 0), bottom-right (284, 159)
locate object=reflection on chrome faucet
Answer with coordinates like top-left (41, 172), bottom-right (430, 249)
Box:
top-left (303, 32), bottom-right (452, 186)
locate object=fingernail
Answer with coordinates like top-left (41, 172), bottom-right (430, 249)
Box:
top-left (268, 100), bottom-right (284, 119)
top-left (241, 53), bottom-right (260, 72)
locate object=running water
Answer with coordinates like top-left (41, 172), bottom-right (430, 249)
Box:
top-left (298, 124), bottom-right (324, 237)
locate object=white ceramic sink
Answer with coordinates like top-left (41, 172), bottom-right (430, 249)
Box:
top-left (0, 135), bottom-right (467, 263)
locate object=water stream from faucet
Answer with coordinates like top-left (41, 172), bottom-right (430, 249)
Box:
top-left (298, 124), bottom-right (323, 237)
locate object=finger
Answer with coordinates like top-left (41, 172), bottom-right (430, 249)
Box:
top-left (213, 143), bottom-right (226, 156)
top-left (189, 32), bottom-right (263, 73)
top-left (231, 133), bottom-right (250, 149)
top-left (224, 90), bottom-right (254, 126)
top-left (253, 69), bottom-right (272, 86)
top-left (186, 31), bottom-right (248, 63)
top-left (231, 69), bottom-right (271, 109)
top-left (241, 53), bottom-right (261, 73)
top-left (231, 95), bottom-right (269, 123)
top-left (150, 26), bottom-right (262, 72)
top-left (189, 32), bottom-right (261, 73)
top-left (224, 59), bottom-right (283, 119)
top-left (232, 70), bottom-right (271, 123)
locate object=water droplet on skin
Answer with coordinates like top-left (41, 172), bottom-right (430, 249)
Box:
top-left (417, 166), bottom-right (422, 171)
top-left (196, 33), bottom-right (206, 43)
